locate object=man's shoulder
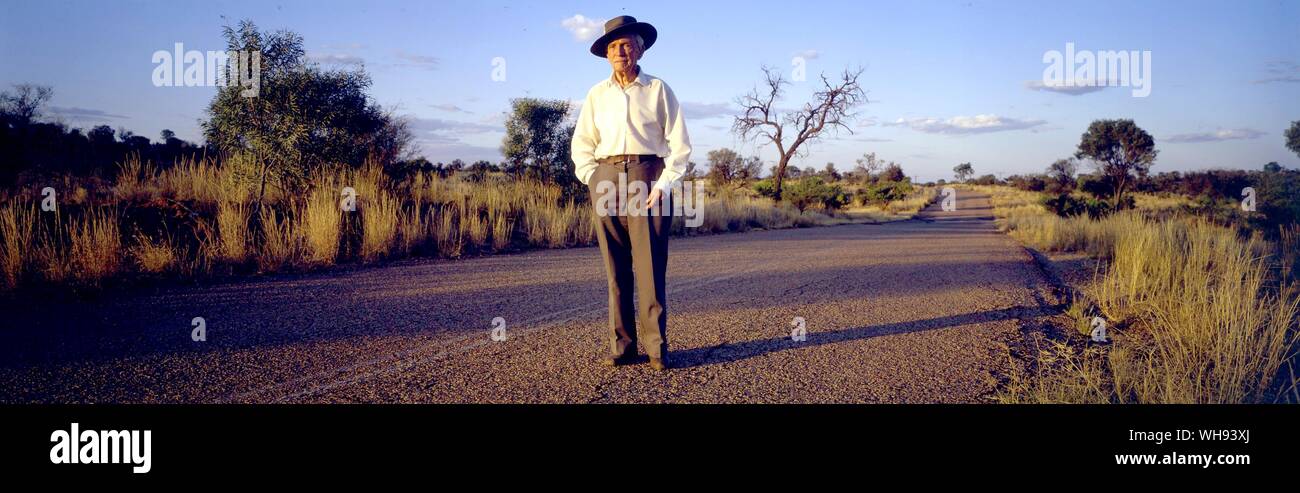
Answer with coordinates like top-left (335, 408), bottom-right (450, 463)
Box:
top-left (640, 71), bottom-right (668, 89)
top-left (586, 79), bottom-right (611, 94)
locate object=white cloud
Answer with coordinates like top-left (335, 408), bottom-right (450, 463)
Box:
top-left (1023, 80), bottom-right (1108, 95)
top-left (47, 106), bottom-right (127, 121)
top-left (307, 53), bottom-right (365, 66)
top-left (320, 42), bottom-right (367, 50)
top-left (431, 104), bottom-right (472, 114)
top-left (406, 116), bottom-right (499, 135)
top-left (1253, 60), bottom-right (1300, 84)
top-left (681, 101), bottom-right (735, 120)
top-left (885, 114), bottom-right (1046, 135)
top-left (403, 116), bottom-right (504, 162)
top-left (562, 14), bottom-right (604, 42)
top-left (394, 50), bottom-right (438, 70)
top-left (1165, 128), bottom-right (1266, 143)
top-left (417, 142), bottom-right (503, 164)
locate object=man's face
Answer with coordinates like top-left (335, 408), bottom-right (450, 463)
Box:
top-left (606, 35), bottom-right (640, 72)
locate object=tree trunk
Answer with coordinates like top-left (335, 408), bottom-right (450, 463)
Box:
top-left (250, 152), bottom-right (270, 235)
top-left (772, 157), bottom-right (790, 202)
top-left (1114, 174), bottom-right (1128, 211)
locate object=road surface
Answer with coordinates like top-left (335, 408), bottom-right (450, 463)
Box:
top-left (0, 191), bottom-right (1063, 403)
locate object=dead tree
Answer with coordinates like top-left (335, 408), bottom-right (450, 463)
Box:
top-left (732, 66), bottom-right (867, 201)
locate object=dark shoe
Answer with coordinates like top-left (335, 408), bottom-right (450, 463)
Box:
top-left (601, 354), bottom-right (638, 367)
top-left (649, 356), bottom-right (668, 371)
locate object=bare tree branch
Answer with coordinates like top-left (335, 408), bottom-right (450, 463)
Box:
top-left (731, 66), bottom-right (867, 200)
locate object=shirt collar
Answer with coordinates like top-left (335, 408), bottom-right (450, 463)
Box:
top-left (608, 65), bottom-right (650, 88)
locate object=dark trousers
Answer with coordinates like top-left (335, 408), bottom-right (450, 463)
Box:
top-left (589, 158), bottom-right (673, 359)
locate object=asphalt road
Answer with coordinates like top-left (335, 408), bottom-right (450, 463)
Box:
top-left (0, 191), bottom-right (1063, 403)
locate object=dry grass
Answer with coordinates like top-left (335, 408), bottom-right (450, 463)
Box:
top-left (982, 185), bottom-right (1300, 403)
top-left (361, 190), bottom-right (399, 262)
top-left (433, 205), bottom-right (462, 257)
top-left (216, 201), bottom-right (250, 265)
top-left (129, 231), bottom-right (177, 274)
top-left (0, 203), bottom-right (36, 288)
top-left (68, 208), bottom-right (121, 284)
top-left (0, 158), bottom-right (931, 291)
top-left (256, 208), bottom-right (298, 273)
top-left (300, 187), bottom-right (342, 265)
top-left (886, 186), bottom-right (939, 215)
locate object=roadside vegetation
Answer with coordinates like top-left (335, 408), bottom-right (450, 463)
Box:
top-left (971, 118), bottom-right (1300, 404)
top-left (0, 20), bottom-right (935, 295)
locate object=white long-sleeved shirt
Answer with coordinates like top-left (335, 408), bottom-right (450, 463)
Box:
top-left (571, 65), bottom-right (692, 194)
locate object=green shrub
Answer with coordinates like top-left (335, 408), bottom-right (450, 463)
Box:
top-left (858, 180), bottom-right (913, 206)
top-left (1041, 193), bottom-right (1130, 219)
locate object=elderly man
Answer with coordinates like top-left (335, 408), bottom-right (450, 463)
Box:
top-left (571, 15), bottom-right (691, 372)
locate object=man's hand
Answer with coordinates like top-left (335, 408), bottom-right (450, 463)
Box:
top-left (645, 188), bottom-right (663, 209)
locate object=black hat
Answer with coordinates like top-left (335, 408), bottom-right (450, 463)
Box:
top-left (589, 15), bottom-right (658, 58)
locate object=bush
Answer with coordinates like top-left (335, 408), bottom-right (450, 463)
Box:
top-left (1041, 193), bottom-right (1131, 219)
top-left (858, 180), bottom-right (914, 207)
top-left (821, 185), bottom-right (852, 212)
top-left (752, 179), bottom-right (777, 198)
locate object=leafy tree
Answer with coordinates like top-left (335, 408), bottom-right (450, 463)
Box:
top-left (501, 97), bottom-right (576, 189)
top-left (202, 20), bottom-right (405, 210)
top-left (1286, 121), bottom-right (1300, 160)
top-left (853, 152), bottom-right (880, 183)
top-left (822, 163), bottom-right (841, 181)
top-left (953, 162), bottom-right (973, 182)
top-left (0, 84), bottom-right (53, 125)
top-left (879, 163), bottom-right (905, 182)
top-left (87, 125), bottom-right (116, 146)
top-left (705, 148), bottom-right (743, 188)
top-left (1047, 158), bottom-right (1077, 190)
top-left (1074, 119), bottom-right (1157, 210)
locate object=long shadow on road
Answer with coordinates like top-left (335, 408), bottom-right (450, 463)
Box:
top-left (672, 303), bottom-right (1064, 369)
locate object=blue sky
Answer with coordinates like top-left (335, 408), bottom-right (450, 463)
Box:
top-left (2, 0), bottom-right (1298, 181)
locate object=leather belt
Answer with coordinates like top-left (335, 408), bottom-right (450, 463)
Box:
top-left (597, 154), bottom-right (661, 165)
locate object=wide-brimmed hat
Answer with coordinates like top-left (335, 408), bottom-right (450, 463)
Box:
top-left (589, 15), bottom-right (657, 58)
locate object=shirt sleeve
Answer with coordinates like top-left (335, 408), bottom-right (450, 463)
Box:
top-left (570, 87), bottom-right (600, 186)
top-left (653, 81), bottom-right (692, 194)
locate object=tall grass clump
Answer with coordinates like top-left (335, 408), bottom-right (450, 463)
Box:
top-left (256, 208), bottom-right (298, 272)
top-left (985, 185), bottom-right (1300, 403)
top-left (68, 208), bottom-right (122, 284)
top-left (360, 191), bottom-right (400, 262)
top-left (0, 203), bottom-right (36, 288)
top-left (129, 231), bottom-right (178, 274)
top-left (216, 201), bottom-right (250, 264)
top-left (301, 187), bottom-right (342, 265)
top-left (1085, 217), bottom-right (1299, 403)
